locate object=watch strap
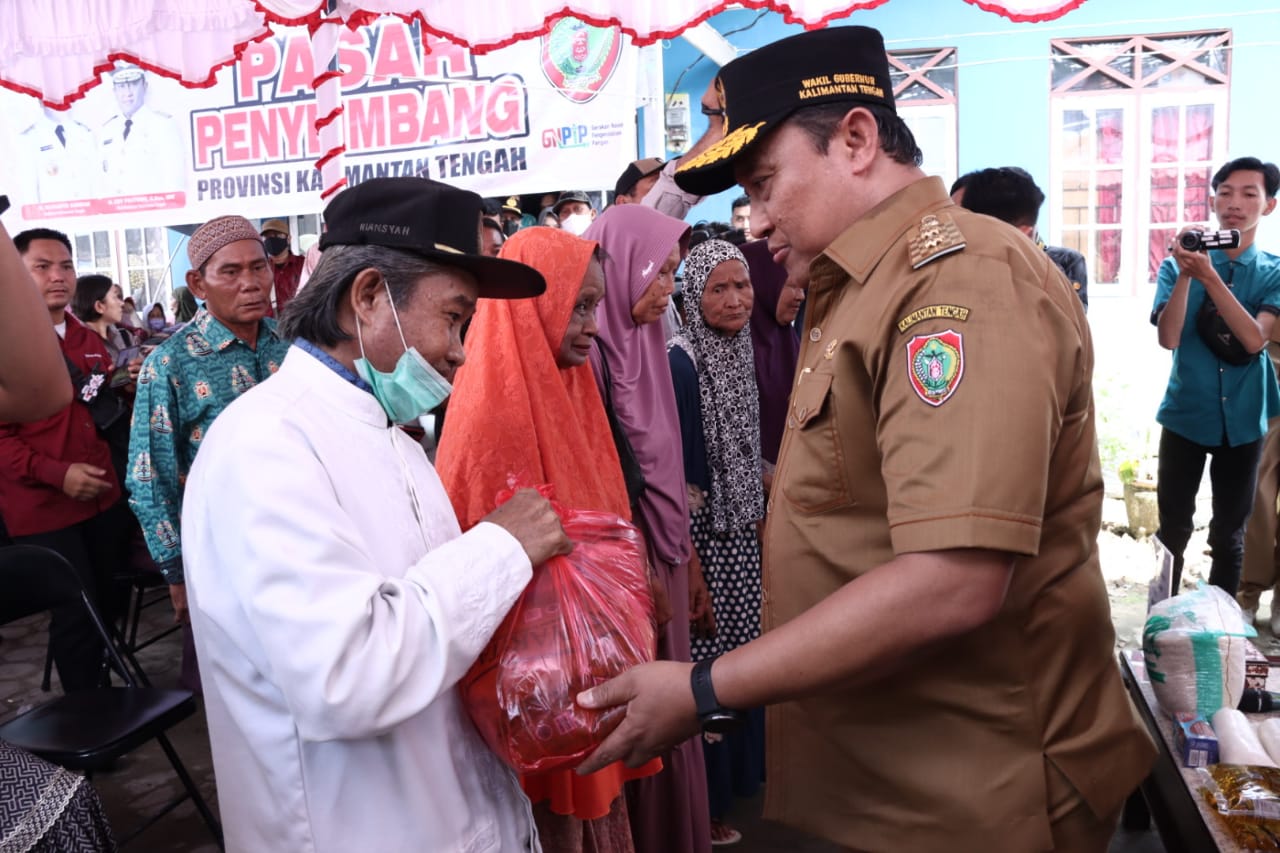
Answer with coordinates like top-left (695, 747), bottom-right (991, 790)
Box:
top-left (691, 657), bottom-right (724, 718)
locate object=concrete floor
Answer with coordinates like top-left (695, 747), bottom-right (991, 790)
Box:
top-left (2, 595), bottom-right (1165, 852)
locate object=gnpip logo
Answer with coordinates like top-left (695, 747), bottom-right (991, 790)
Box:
top-left (542, 125), bottom-right (589, 148)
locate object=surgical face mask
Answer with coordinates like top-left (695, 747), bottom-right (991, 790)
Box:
top-left (148, 317), bottom-right (166, 331)
top-left (263, 236), bottom-right (290, 257)
top-left (560, 212), bottom-right (592, 236)
top-left (353, 279), bottom-right (453, 424)
top-left (502, 219), bottom-right (520, 237)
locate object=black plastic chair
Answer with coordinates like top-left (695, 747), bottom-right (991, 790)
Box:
top-left (0, 544), bottom-right (223, 849)
top-left (114, 565), bottom-right (182, 685)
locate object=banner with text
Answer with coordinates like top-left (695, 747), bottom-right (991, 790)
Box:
top-left (0, 18), bottom-right (638, 231)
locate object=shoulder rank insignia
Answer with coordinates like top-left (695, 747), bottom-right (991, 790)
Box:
top-left (907, 213), bottom-right (966, 270)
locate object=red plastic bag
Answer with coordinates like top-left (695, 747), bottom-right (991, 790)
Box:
top-left (460, 491), bottom-right (657, 774)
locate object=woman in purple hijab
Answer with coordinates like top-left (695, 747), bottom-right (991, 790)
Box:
top-left (741, 239), bottom-right (803, 471)
top-left (584, 205), bottom-right (711, 853)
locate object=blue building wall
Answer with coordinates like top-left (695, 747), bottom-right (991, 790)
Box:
top-left (663, 2), bottom-right (1280, 227)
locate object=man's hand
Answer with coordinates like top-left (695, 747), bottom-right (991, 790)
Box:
top-left (483, 488), bottom-right (572, 566)
top-left (126, 355), bottom-right (143, 382)
top-left (61, 463), bottom-right (113, 501)
top-left (169, 582), bottom-right (189, 624)
top-left (576, 660), bottom-right (700, 774)
top-left (1170, 226), bottom-right (1219, 285)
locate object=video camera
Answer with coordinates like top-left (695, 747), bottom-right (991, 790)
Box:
top-left (1179, 229), bottom-right (1241, 252)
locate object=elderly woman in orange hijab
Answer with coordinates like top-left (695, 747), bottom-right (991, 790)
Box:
top-left (436, 226), bottom-right (661, 853)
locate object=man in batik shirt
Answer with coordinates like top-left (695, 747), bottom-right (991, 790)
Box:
top-left (127, 215), bottom-right (290, 624)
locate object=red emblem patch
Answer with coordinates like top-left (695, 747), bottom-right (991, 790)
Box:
top-left (905, 330), bottom-right (965, 407)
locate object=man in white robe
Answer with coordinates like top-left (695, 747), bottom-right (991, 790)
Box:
top-left (182, 177), bottom-right (568, 853)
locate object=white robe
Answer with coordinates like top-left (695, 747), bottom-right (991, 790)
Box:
top-left (182, 346), bottom-right (539, 853)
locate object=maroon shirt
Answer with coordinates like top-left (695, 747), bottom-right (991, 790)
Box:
top-left (0, 313), bottom-right (121, 536)
top-left (269, 253), bottom-right (306, 317)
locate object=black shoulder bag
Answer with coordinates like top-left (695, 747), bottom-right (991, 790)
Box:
top-left (1196, 262), bottom-right (1256, 366)
top-left (63, 354), bottom-right (131, 445)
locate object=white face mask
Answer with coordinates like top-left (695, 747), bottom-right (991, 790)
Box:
top-left (560, 212), bottom-right (593, 236)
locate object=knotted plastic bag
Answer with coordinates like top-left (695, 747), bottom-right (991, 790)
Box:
top-left (1143, 584), bottom-right (1256, 719)
top-left (460, 489), bottom-right (656, 774)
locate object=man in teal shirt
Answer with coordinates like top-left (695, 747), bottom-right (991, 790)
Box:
top-left (127, 215), bottom-right (291, 623)
top-left (1151, 156), bottom-right (1280, 597)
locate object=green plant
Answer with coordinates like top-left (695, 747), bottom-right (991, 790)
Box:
top-left (1118, 458), bottom-right (1139, 486)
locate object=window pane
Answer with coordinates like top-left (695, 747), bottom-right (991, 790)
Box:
top-left (1183, 169), bottom-right (1211, 221)
top-left (1097, 171), bottom-right (1123, 225)
top-left (1098, 110), bottom-right (1124, 164)
top-left (1107, 49), bottom-right (1137, 80)
top-left (1149, 228), bottom-right (1175, 282)
top-left (1077, 70), bottom-right (1125, 92)
top-left (144, 227), bottom-right (166, 265)
top-left (1052, 55), bottom-right (1088, 88)
top-left (1186, 104), bottom-right (1214, 161)
top-left (1150, 167), bottom-right (1179, 225)
top-left (1150, 106), bottom-right (1180, 163)
top-left (1096, 230), bottom-right (1122, 284)
top-left (1062, 170), bottom-right (1090, 226)
top-left (93, 233), bottom-right (112, 269)
top-left (125, 229), bottom-right (144, 264)
top-left (1062, 111), bottom-right (1089, 162)
top-left (1061, 231), bottom-right (1087, 255)
top-left (926, 63), bottom-right (956, 96)
top-left (896, 81), bottom-right (936, 102)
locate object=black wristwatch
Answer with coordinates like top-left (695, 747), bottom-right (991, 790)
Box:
top-left (691, 657), bottom-right (746, 734)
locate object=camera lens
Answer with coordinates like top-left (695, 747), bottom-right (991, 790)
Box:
top-left (1179, 232), bottom-right (1202, 252)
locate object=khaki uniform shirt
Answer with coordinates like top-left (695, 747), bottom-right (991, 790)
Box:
top-left (98, 104), bottom-right (185, 197)
top-left (762, 176), bottom-right (1156, 852)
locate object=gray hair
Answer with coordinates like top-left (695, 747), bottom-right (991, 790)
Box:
top-left (278, 245), bottom-right (449, 346)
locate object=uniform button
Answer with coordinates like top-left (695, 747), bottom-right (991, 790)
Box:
top-left (787, 415), bottom-right (797, 429)
top-left (1222, 396), bottom-right (1228, 401)
top-left (797, 406), bottom-right (808, 419)
top-left (767, 498), bottom-right (774, 513)
top-left (810, 327), bottom-right (822, 342)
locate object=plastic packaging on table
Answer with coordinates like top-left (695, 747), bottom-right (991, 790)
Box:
top-left (1143, 585), bottom-right (1256, 719)
top-left (460, 489), bottom-right (656, 774)
top-left (1199, 764), bottom-right (1280, 850)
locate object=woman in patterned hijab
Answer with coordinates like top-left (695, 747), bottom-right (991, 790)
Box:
top-left (666, 239), bottom-right (764, 846)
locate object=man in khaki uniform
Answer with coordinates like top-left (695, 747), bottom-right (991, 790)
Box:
top-left (1239, 334), bottom-right (1280, 629)
top-left (576, 26), bottom-right (1155, 852)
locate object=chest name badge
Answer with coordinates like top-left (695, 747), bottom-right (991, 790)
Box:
top-left (906, 330), bottom-right (964, 407)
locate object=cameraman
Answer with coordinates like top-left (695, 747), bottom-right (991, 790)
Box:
top-left (1152, 156), bottom-right (1280, 596)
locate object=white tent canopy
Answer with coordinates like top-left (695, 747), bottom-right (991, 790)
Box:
top-left (1, 0), bottom-right (1087, 107)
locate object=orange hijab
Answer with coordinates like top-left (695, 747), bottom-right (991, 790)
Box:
top-left (438, 226), bottom-right (629, 526)
top-left (436, 226), bottom-right (659, 820)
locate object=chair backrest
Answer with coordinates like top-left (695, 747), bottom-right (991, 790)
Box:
top-left (0, 545), bottom-right (138, 687)
top-left (0, 545), bottom-right (82, 624)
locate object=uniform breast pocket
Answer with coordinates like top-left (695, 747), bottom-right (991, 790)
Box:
top-left (779, 371), bottom-right (853, 514)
